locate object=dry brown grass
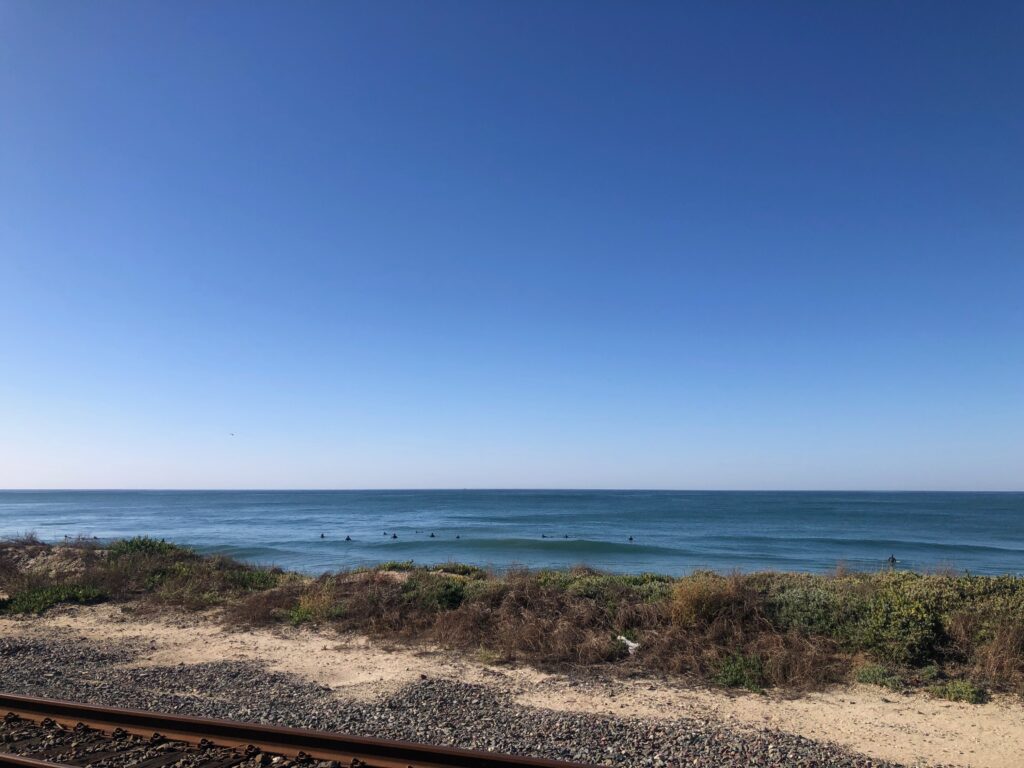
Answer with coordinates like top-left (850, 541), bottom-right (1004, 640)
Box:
top-left (181, 563), bottom-right (1024, 694)
top-left (971, 621), bottom-right (1024, 694)
top-left (5, 538), bottom-right (1024, 697)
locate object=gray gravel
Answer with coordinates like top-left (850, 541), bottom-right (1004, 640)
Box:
top-left (0, 632), bottom-right (913, 768)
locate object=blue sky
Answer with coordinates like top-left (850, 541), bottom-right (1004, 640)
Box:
top-left (1, 1), bottom-right (1021, 490)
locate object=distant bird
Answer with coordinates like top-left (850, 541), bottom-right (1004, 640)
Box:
top-left (230, 433), bottom-right (235, 437)
top-left (392, 533), bottom-right (398, 539)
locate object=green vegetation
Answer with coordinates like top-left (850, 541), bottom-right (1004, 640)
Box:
top-left (855, 664), bottom-right (903, 691)
top-left (0, 536), bottom-right (284, 614)
top-left (376, 560), bottom-right (416, 572)
top-left (2, 536), bottom-right (1022, 700)
top-left (108, 536), bottom-right (186, 560)
top-left (3, 584), bottom-right (106, 615)
top-left (715, 653), bottom-right (765, 692)
top-left (432, 562), bottom-right (489, 579)
top-left (929, 680), bottom-right (987, 704)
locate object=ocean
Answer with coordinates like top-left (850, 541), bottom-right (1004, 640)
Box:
top-left (1, 490), bottom-right (1022, 576)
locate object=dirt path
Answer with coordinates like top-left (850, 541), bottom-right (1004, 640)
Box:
top-left (2, 605), bottom-right (1021, 768)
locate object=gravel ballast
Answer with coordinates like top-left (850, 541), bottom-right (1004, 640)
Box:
top-left (0, 633), bottom-right (910, 768)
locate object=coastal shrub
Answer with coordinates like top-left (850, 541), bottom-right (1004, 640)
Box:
top-left (433, 568), bottom-right (628, 665)
top-left (768, 579), bottom-right (863, 638)
top-left (916, 664), bottom-right (942, 683)
top-left (403, 571), bottom-right (466, 611)
top-left (60, 535), bottom-right (102, 551)
top-left (757, 631), bottom-right (849, 688)
top-left (968, 620), bottom-right (1024, 694)
top-left (127, 562), bottom-right (1024, 693)
top-left (11, 534), bottom-right (1024, 696)
top-left (287, 604), bottom-right (315, 626)
top-left (4, 584), bottom-right (106, 615)
top-left (671, 572), bottom-right (739, 626)
top-left (929, 680), bottom-right (986, 704)
top-left (108, 537), bottom-right (186, 560)
top-left (377, 560), bottom-right (416, 572)
top-left (146, 558), bottom-right (283, 610)
top-left (854, 575), bottom-right (944, 665)
top-left (281, 582), bottom-right (344, 626)
top-left (563, 571), bottom-right (673, 607)
top-left (223, 582), bottom-right (308, 626)
top-left (287, 572), bottom-right (409, 632)
top-left (0, 549), bottom-right (19, 587)
top-left (855, 664), bottom-right (903, 691)
top-left (433, 562), bottom-right (488, 579)
top-left (225, 568), bottom-right (280, 591)
top-left (493, 574), bottom-right (623, 664)
top-left (945, 580), bottom-right (1024, 647)
top-left (3, 531), bottom-right (42, 546)
top-left (715, 653), bottom-right (765, 692)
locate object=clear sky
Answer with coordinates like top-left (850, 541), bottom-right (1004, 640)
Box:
top-left (1, 1), bottom-right (1021, 490)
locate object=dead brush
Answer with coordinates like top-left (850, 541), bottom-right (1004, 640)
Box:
top-left (971, 620), bottom-right (1024, 694)
top-left (645, 571), bottom-right (846, 687)
top-left (321, 572), bottom-right (408, 632)
top-left (753, 630), bottom-right (849, 688)
top-left (3, 532), bottom-right (43, 546)
top-left (433, 570), bottom-right (629, 664)
top-left (433, 599), bottom-right (496, 649)
top-left (671, 571), bottom-right (772, 634)
top-left (0, 549), bottom-right (20, 591)
top-left (492, 591), bottom-right (616, 663)
top-left (223, 582), bottom-right (308, 626)
top-left (612, 598), bottom-right (664, 635)
top-left (944, 609), bottom-right (979, 662)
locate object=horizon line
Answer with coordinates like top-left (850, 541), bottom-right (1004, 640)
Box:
top-left (2, 487), bottom-right (1023, 494)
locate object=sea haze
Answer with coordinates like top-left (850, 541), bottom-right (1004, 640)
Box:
top-left (1, 490), bottom-right (1022, 576)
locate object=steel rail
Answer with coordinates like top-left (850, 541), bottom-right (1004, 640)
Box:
top-left (0, 693), bottom-right (596, 768)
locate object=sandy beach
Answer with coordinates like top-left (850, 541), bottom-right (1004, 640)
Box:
top-left (2, 604), bottom-right (1021, 768)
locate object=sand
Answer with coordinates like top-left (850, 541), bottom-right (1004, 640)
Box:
top-left (2, 605), bottom-right (1021, 768)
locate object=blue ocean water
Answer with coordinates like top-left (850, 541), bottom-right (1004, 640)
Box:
top-left (1, 490), bottom-right (1022, 576)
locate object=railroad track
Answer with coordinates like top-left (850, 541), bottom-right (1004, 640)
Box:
top-left (0, 694), bottom-right (594, 768)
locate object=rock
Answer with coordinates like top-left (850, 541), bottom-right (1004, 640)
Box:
top-left (0, 632), bottom-right (920, 768)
